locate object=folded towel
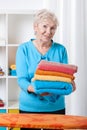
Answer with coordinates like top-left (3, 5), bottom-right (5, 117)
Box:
top-left (0, 71), bottom-right (4, 76)
top-left (10, 64), bottom-right (16, 70)
top-left (32, 80), bottom-right (73, 95)
top-left (32, 74), bottom-right (72, 83)
top-left (36, 88), bottom-right (72, 95)
top-left (10, 70), bottom-right (17, 76)
top-left (0, 99), bottom-right (4, 107)
top-left (33, 80), bottom-right (72, 89)
top-left (37, 60), bottom-right (78, 75)
top-left (36, 69), bottom-right (75, 80)
top-left (31, 80), bottom-right (73, 103)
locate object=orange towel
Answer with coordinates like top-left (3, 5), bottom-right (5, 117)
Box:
top-left (36, 69), bottom-right (75, 80)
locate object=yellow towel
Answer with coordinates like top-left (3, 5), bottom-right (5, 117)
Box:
top-left (32, 74), bottom-right (72, 83)
top-left (10, 64), bottom-right (16, 70)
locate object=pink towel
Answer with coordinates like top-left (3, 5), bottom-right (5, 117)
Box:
top-left (37, 60), bottom-right (78, 75)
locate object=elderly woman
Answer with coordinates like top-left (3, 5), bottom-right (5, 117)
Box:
top-left (16, 9), bottom-right (68, 130)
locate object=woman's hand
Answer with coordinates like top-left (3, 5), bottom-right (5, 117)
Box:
top-left (27, 85), bottom-right (34, 93)
top-left (72, 80), bottom-right (76, 92)
top-left (27, 84), bottom-right (50, 96)
top-left (40, 92), bottom-right (51, 96)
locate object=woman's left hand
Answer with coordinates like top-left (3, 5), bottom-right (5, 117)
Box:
top-left (40, 92), bottom-right (51, 96)
top-left (72, 80), bottom-right (76, 92)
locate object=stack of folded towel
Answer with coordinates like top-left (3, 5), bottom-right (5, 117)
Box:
top-left (9, 64), bottom-right (17, 76)
top-left (32, 60), bottom-right (78, 96)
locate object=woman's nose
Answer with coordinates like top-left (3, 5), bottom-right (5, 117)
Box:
top-left (46, 28), bottom-right (51, 34)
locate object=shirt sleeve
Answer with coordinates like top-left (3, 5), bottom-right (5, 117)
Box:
top-left (16, 45), bottom-right (31, 92)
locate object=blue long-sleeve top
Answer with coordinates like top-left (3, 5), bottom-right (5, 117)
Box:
top-left (16, 39), bottom-right (68, 112)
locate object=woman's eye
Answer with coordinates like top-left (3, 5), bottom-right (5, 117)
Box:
top-left (51, 27), bottom-right (55, 30)
top-left (43, 25), bottom-right (47, 28)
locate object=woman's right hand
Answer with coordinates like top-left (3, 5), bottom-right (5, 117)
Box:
top-left (27, 85), bottom-right (34, 93)
top-left (27, 85), bottom-right (50, 96)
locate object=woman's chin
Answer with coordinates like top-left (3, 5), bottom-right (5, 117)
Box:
top-left (41, 38), bottom-right (51, 43)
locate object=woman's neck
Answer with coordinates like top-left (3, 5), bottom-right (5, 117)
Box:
top-left (33, 39), bottom-right (52, 55)
top-left (33, 39), bottom-right (52, 48)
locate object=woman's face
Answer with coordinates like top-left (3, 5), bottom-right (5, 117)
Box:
top-left (34, 19), bottom-right (57, 44)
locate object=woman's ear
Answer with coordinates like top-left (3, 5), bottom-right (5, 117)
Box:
top-left (33, 23), bottom-right (38, 32)
top-left (33, 23), bottom-right (38, 35)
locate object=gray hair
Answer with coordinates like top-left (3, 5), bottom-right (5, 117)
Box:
top-left (33, 9), bottom-right (59, 28)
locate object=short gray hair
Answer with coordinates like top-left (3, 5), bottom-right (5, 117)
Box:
top-left (33, 9), bottom-right (59, 27)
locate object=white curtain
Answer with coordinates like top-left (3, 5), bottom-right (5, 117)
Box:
top-left (43, 0), bottom-right (87, 116)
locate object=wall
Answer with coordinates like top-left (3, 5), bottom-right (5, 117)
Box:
top-left (0, 0), bottom-right (43, 10)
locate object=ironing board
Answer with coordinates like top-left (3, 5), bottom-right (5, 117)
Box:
top-left (0, 113), bottom-right (87, 129)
